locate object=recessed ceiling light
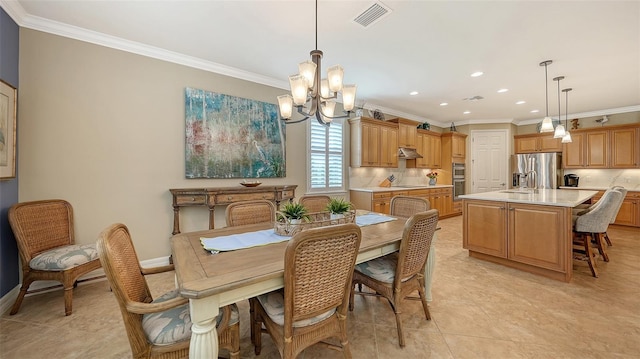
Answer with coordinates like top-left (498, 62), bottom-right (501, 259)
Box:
top-left (440, 102), bottom-right (448, 106)
top-left (530, 109), bottom-right (540, 113)
top-left (463, 111), bottom-right (471, 115)
top-left (516, 100), bottom-right (526, 105)
top-left (497, 88), bottom-right (509, 93)
top-left (409, 91), bottom-right (419, 96)
top-left (471, 71), bottom-right (483, 77)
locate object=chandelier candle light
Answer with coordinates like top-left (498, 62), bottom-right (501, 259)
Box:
top-left (539, 60), bottom-right (555, 133)
top-left (277, 0), bottom-right (357, 125)
top-left (553, 76), bottom-right (566, 138)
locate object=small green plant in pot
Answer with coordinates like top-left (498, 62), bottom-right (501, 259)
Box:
top-left (326, 198), bottom-right (352, 219)
top-left (278, 202), bottom-right (310, 223)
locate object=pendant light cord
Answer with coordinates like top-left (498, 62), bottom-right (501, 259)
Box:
top-left (315, 0), bottom-right (318, 50)
top-left (545, 63), bottom-right (549, 117)
top-left (557, 77), bottom-right (561, 121)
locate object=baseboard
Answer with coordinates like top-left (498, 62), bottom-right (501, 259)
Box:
top-left (0, 255), bottom-right (171, 315)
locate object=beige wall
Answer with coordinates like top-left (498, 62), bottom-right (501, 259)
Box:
top-left (516, 111), bottom-right (640, 135)
top-left (18, 29), bottom-right (307, 260)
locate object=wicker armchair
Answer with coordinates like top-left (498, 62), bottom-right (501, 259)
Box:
top-left (250, 223), bottom-right (362, 358)
top-left (573, 190), bottom-right (623, 277)
top-left (298, 195), bottom-right (331, 213)
top-left (390, 195), bottom-right (430, 218)
top-left (97, 223), bottom-right (240, 359)
top-left (350, 209), bottom-right (439, 347)
top-left (225, 200), bottom-right (276, 227)
top-left (8, 199), bottom-right (102, 316)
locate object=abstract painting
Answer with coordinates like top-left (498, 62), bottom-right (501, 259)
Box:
top-left (185, 88), bottom-right (285, 178)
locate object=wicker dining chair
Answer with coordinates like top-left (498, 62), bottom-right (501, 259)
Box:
top-left (97, 223), bottom-right (240, 359)
top-left (390, 195), bottom-right (430, 218)
top-left (250, 223), bottom-right (362, 358)
top-left (349, 209), bottom-right (439, 347)
top-left (7, 199), bottom-right (102, 316)
top-left (298, 195), bottom-right (331, 213)
top-left (225, 199), bottom-right (276, 227)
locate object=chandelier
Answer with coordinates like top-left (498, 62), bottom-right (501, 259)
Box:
top-left (276, 0), bottom-right (357, 125)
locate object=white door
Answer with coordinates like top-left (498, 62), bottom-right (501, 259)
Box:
top-left (471, 130), bottom-right (509, 193)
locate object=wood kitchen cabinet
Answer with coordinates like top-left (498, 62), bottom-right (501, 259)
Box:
top-left (350, 187), bottom-right (456, 218)
top-left (389, 118), bottom-right (419, 148)
top-left (408, 130), bottom-right (442, 169)
top-left (610, 126), bottom-right (639, 168)
top-left (463, 199), bottom-right (571, 281)
top-left (562, 124), bottom-right (639, 169)
top-left (514, 133), bottom-right (562, 153)
top-left (563, 130), bottom-right (608, 168)
top-left (349, 117), bottom-right (398, 168)
top-left (440, 132), bottom-right (467, 185)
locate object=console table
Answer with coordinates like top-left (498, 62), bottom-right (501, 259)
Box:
top-left (169, 185), bottom-right (297, 234)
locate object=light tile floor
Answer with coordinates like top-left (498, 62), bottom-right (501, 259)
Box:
top-left (1, 216), bottom-right (639, 358)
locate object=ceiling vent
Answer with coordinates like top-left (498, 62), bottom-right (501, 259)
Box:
top-left (463, 95), bottom-right (484, 101)
top-left (353, 2), bottom-right (392, 28)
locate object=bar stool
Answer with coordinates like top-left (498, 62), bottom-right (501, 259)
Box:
top-left (573, 190), bottom-right (622, 277)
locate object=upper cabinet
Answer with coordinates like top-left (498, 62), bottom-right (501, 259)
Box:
top-left (389, 118), bottom-right (419, 148)
top-left (407, 130), bottom-right (442, 169)
top-left (610, 126), bottom-right (639, 168)
top-left (442, 132), bottom-right (467, 161)
top-left (349, 117), bottom-right (398, 168)
top-left (562, 124), bottom-right (639, 169)
top-left (514, 133), bottom-right (562, 154)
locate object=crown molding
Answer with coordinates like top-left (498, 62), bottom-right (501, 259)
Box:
top-left (0, 0), bottom-right (289, 91)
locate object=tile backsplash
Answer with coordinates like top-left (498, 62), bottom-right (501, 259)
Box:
top-left (349, 163), bottom-right (438, 188)
top-left (564, 169), bottom-right (640, 190)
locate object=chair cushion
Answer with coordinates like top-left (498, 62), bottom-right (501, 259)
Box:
top-left (355, 254), bottom-right (398, 283)
top-left (256, 290), bottom-right (335, 328)
top-left (29, 244), bottom-right (99, 271)
top-left (142, 289), bottom-right (239, 346)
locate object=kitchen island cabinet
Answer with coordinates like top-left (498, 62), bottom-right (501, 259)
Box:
top-left (461, 189), bottom-right (597, 282)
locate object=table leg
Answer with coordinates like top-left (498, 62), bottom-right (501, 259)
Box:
top-left (189, 296), bottom-right (219, 359)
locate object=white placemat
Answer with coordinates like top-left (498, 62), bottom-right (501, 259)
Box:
top-left (355, 213), bottom-right (397, 227)
top-left (201, 229), bottom-right (290, 253)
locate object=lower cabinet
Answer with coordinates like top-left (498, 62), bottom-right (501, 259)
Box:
top-left (588, 190), bottom-right (640, 227)
top-left (463, 199), bottom-right (571, 279)
top-left (350, 187), bottom-right (456, 218)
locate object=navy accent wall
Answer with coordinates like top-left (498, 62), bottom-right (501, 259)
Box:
top-left (0, 7), bottom-right (20, 297)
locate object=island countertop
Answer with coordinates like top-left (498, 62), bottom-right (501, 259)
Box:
top-left (459, 189), bottom-right (598, 207)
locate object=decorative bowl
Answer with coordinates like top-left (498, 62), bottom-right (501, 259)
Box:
top-left (240, 181), bottom-right (261, 187)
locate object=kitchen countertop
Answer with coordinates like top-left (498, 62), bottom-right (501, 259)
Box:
top-left (459, 189), bottom-right (598, 207)
top-left (350, 185), bottom-right (453, 192)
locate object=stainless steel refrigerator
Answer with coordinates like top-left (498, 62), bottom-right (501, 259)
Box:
top-left (512, 153), bottom-right (562, 189)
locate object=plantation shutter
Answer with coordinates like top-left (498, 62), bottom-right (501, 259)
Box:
top-left (309, 119), bottom-right (344, 190)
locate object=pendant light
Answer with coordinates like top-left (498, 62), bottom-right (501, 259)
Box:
top-left (553, 76), bottom-right (566, 138)
top-left (539, 60), bottom-right (554, 133)
top-left (561, 88), bottom-right (573, 143)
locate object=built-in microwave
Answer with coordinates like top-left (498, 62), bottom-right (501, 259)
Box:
top-left (453, 163), bottom-right (465, 179)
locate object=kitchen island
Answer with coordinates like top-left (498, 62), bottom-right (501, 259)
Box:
top-left (460, 189), bottom-right (597, 282)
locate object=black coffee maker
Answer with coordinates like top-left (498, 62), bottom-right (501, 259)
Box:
top-left (564, 174), bottom-right (579, 187)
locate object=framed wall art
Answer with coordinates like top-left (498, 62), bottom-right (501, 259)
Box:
top-left (184, 88), bottom-right (285, 179)
top-left (0, 79), bottom-right (17, 180)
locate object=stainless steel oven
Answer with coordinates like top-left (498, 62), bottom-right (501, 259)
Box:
top-left (452, 163), bottom-right (465, 201)
top-left (453, 163), bottom-right (465, 178)
top-left (453, 179), bottom-right (465, 201)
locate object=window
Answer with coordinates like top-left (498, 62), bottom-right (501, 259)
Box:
top-left (308, 119), bottom-right (344, 192)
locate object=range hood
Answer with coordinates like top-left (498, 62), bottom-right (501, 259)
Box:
top-left (398, 147), bottom-right (423, 159)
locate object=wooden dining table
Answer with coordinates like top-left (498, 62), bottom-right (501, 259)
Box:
top-left (170, 214), bottom-right (421, 358)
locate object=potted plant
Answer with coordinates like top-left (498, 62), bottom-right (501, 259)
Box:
top-left (278, 202), bottom-right (310, 224)
top-left (426, 172), bottom-right (438, 186)
top-left (326, 198), bottom-right (352, 219)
